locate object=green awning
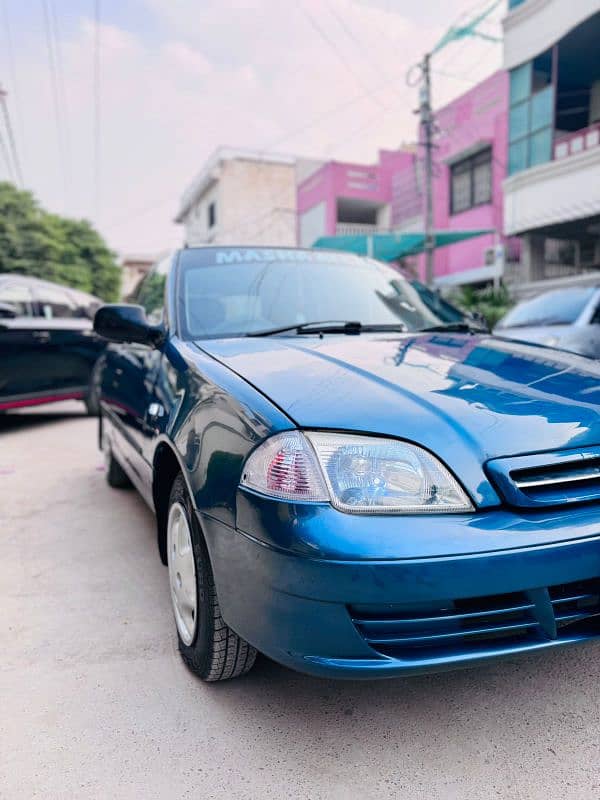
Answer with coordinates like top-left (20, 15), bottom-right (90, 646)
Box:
top-left (313, 230), bottom-right (493, 262)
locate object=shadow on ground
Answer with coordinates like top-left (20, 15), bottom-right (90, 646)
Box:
top-left (0, 409), bottom-right (88, 433)
top-left (174, 613), bottom-right (600, 739)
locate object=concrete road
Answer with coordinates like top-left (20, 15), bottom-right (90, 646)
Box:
top-left (1, 403), bottom-right (599, 800)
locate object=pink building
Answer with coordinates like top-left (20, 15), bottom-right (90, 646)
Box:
top-left (297, 150), bottom-right (415, 247)
top-left (297, 70), bottom-right (515, 287)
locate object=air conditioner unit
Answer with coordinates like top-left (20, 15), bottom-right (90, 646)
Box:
top-left (484, 244), bottom-right (505, 268)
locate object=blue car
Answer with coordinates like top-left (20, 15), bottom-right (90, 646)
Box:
top-left (94, 247), bottom-right (600, 682)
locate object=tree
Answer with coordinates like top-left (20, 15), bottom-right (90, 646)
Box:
top-left (449, 283), bottom-right (514, 329)
top-left (0, 181), bottom-right (121, 301)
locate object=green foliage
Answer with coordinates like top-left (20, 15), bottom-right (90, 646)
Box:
top-left (449, 283), bottom-right (514, 329)
top-left (0, 181), bottom-right (121, 301)
top-left (136, 271), bottom-right (166, 319)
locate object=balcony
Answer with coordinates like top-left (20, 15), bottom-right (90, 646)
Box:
top-left (504, 140), bottom-right (600, 234)
top-left (503, 0), bottom-right (599, 71)
top-left (554, 122), bottom-right (600, 159)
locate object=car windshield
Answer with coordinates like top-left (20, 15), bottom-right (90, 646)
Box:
top-left (497, 287), bottom-right (595, 329)
top-left (178, 247), bottom-right (466, 339)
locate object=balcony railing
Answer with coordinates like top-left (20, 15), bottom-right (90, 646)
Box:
top-left (554, 122), bottom-right (600, 160)
top-left (335, 223), bottom-right (380, 237)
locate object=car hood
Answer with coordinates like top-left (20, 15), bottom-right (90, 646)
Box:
top-left (197, 332), bottom-right (600, 507)
top-left (494, 325), bottom-right (597, 357)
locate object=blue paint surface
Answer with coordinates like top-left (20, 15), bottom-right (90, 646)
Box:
top-left (99, 254), bottom-right (600, 678)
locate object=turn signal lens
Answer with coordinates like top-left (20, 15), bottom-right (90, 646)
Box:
top-left (240, 431), bottom-right (329, 502)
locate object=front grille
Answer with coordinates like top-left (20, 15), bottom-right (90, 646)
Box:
top-left (350, 578), bottom-right (600, 660)
top-left (511, 458), bottom-right (600, 505)
top-left (486, 446), bottom-right (600, 508)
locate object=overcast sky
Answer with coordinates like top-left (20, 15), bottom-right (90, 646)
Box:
top-left (0, 0), bottom-right (503, 257)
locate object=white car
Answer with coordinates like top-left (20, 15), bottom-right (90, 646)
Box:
top-left (495, 286), bottom-right (600, 358)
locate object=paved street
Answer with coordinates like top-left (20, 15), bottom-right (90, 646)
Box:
top-left (1, 403), bottom-right (599, 800)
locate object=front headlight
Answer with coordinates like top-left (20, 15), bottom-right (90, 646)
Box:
top-left (240, 430), bottom-right (473, 514)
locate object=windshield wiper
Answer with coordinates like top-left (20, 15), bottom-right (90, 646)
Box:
top-left (500, 319), bottom-right (569, 329)
top-left (247, 320), bottom-right (407, 337)
top-left (416, 321), bottom-right (488, 334)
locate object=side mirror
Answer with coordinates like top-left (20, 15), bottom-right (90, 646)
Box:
top-left (0, 301), bottom-right (18, 319)
top-left (468, 310), bottom-right (490, 333)
top-left (94, 304), bottom-right (164, 347)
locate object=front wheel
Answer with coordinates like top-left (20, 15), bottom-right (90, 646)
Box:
top-left (102, 422), bottom-right (131, 489)
top-left (84, 359), bottom-right (103, 416)
top-left (167, 474), bottom-right (257, 681)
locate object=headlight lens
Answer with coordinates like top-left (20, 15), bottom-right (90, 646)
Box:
top-left (240, 431), bottom-right (473, 514)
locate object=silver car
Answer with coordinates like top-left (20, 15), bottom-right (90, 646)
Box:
top-left (495, 286), bottom-right (600, 358)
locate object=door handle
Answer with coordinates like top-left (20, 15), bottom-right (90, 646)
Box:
top-left (147, 402), bottom-right (165, 419)
top-left (32, 330), bottom-right (51, 342)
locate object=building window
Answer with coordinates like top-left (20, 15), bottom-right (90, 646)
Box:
top-left (509, 49), bottom-right (555, 175)
top-left (208, 201), bottom-right (216, 229)
top-left (450, 148), bottom-right (492, 215)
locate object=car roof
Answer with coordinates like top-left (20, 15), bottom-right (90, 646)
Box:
top-left (179, 244), bottom-right (364, 257)
top-left (0, 272), bottom-right (101, 301)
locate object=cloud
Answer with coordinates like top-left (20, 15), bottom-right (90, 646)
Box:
top-left (162, 41), bottom-right (212, 77)
top-left (0, 0), bottom-right (502, 256)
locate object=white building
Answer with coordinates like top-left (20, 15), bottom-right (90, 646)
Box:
top-left (502, 0), bottom-right (600, 295)
top-left (175, 147), bottom-right (321, 248)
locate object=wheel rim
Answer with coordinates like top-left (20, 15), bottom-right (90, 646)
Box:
top-left (167, 502), bottom-right (198, 646)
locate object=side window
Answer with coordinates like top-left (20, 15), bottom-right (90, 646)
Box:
top-left (0, 282), bottom-right (34, 317)
top-left (68, 291), bottom-right (101, 320)
top-left (450, 148), bottom-right (492, 214)
top-left (35, 286), bottom-right (77, 319)
top-left (591, 302), bottom-right (600, 325)
top-left (134, 270), bottom-right (166, 326)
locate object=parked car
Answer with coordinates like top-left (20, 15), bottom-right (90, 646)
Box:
top-left (94, 247), bottom-right (600, 682)
top-left (0, 273), bottom-right (105, 414)
top-left (495, 285), bottom-right (600, 357)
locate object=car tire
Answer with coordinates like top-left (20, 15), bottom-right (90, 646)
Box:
top-left (167, 474), bottom-right (257, 682)
top-left (103, 432), bottom-right (132, 489)
top-left (84, 360), bottom-right (103, 416)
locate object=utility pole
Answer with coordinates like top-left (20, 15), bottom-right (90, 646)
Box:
top-left (0, 84), bottom-right (23, 187)
top-left (419, 54), bottom-right (435, 288)
top-left (406, 0), bottom-right (502, 287)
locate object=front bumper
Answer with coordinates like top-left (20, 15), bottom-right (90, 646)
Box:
top-left (200, 495), bottom-right (600, 679)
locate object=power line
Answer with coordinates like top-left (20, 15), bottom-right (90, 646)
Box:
top-left (93, 0), bottom-right (101, 219)
top-left (431, 68), bottom-right (479, 85)
top-left (41, 0), bottom-right (68, 206)
top-left (300, 3), bottom-right (389, 111)
top-left (216, 106), bottom-right (409, 241)
top-left (0, 0), bottom-right (26, 184)
top-left (0, 87), bottom-right (23, 186)
top-left (110, 2), bottom-right (495, 243)
top-left (49, 0), bottom-right (71, 185)
top-left (321, 0), bottom-right (380, 79)
top-left (107, 72), bottom-right (413, 235)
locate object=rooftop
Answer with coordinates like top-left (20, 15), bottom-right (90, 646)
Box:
top-left (174, 146), bottom-right (299, 223)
